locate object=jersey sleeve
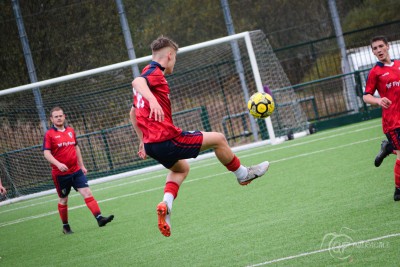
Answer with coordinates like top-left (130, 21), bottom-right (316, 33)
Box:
top-left (42, 131), bottom-right (52, 151)
top-left (146, 76), bottom-right (157, 90)
top-left (364, 68), bottom-right (377, 95)
top-left (145, 72), bottom-right (164, 91)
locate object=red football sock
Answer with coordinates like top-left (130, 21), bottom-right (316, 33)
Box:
top-left (84, 196), bottom-right (101, 217)
top-left (58, 203), bottom-right (68, 224)
top-left (164, 181), bottom-right (180, 199)
top-left (224, 155), bottom-right (241, 172)
top-left (394, 160), bottom-right (400, 188)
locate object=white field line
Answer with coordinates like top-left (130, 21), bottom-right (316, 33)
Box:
top-left (247, 233), bottom-right (400, 266)
top-left (0, 134), bottom-right (381, 228)
top-left (0, 172), bottom-right (168, 215)
top-left (0, 122), bottom-right (381, 214)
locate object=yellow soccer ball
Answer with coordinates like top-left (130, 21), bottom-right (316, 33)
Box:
top-left (247, 92), bottom-right (275, 119)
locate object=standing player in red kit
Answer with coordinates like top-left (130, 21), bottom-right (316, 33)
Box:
top-left (130, 35), bottom-right (270, 237)
top-left (363, 36), bottom-right (400, 201)
top-left (43, 107), bottom-right (114, 234)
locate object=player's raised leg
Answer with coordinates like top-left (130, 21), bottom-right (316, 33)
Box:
top-left (157, 160), bottom-right (189, 237)
top-left (200, 132), bottom-right (269, 185)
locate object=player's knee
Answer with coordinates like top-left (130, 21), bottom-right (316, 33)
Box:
top-left (180, 164), bottom-right (190, 180)
top-left (59, 197), bottom-right (68, 205)
top-left (210, 132), bottom-right (226, 143)
top-left (170, 160), bottom-right (190, 175)
top-left (181, 164), bottom-right (190, 176)
top-left (78, 187), bottom-right (93, 198)
top-left (215, 132), bottom-right (228, 146)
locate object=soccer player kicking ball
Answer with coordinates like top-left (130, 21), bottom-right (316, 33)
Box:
top-left (43, 107), bottom-right (114, 234)
top-left (363, 36), bottom-right (400, 201)
top-left (130, 36), bottom-right (269, 237)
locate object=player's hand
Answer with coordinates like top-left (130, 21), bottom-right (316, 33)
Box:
top-left (57, 163), bottom-right (69, 172)
top-left (81, 166), bottom-right (88, 175)
top-left (149, 101), bottom-right (164, 122)
top-left (0, 186), bottom-right (6, 196)
top-left (379, 97), bottom-right (392, 109)
top-left (138, 142), bottom-right (147, 159)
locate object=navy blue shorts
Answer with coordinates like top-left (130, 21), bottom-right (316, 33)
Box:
top-left (144, 131), bottom-right (203, 169)
top-left (52, 169), bottom-right (89, 198)
top-left (386, 128), bottom-right (400, 150)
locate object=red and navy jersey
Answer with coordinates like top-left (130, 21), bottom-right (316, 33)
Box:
top-left (42, 126), bottom-right (80, 176)
top-left (133, 61), bottom-right (182, 143)
top-left (365, 60), bottom-right (400, 133)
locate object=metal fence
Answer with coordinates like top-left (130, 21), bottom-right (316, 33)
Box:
top-left (275, 20), bottom-right (400, 85)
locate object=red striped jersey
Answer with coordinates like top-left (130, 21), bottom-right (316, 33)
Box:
top-left (133, 61), bottom-right (182, 143)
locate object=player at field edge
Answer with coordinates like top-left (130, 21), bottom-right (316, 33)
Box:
top-left (0, 178), bottom-right (6, 196)
top-left (129, 35), bottom-right (270, 237)
top-left (43, 107), bottom-right (114, 234)
top-left (363, 35), bottom-right (400, 201)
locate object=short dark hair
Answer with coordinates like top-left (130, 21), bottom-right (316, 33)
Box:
top-left (150, 35), bottom-right (178, 52)
top-left (50, 106), bottom-right (64, 117)
top-left (370, 35), bottom-right (389, 47)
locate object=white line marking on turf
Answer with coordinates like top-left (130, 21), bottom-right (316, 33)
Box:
top-left (0, 136), bottom-right (381, 228)
top-left (246, 233), bottom-right (400, 266)
top-left (269, 137), bottom-right (381, 163)
top-left (0, 185), bottom-right (163, 228)
top-left (0, 172), bottom-right (168, 215)
top-left (193, 123), bottom-right (382, 166)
